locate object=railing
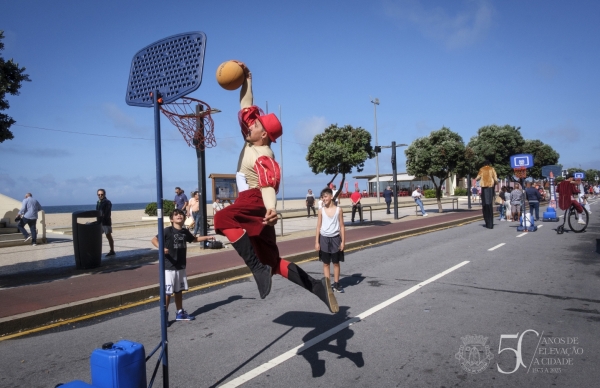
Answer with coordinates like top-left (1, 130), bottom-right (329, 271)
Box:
top-left (415, 198), bottom-right (458, 216)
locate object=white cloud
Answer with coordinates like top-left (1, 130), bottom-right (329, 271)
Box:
top-left (293, 116), bottom-right (329, 146)
top-left (102, 103), bottom-right (149, 134)
top-left (384, 0), bottom-right (494, 49)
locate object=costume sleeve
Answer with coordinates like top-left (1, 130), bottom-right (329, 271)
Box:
top-left (254, 155), bottom-right (281, 210)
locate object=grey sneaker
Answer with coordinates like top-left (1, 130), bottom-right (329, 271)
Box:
top-left (334, 282), bottom-right (344, 293)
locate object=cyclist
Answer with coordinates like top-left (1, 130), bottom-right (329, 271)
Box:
top-left (556, 173), bottom-right (586, 225)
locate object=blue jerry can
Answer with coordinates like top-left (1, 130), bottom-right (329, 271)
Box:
top-left (90, 340), bottom-right (146, 388)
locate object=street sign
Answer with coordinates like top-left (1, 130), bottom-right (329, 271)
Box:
top-left (510, 154), bottom-right (534, 169)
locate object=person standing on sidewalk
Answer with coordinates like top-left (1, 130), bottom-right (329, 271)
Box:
top-left (475, 160), bottom-right (499, 229)
top-left (350, 188), bottom-right (363, 222)
top-left (306, 189), bottom-right (317, 218)
top-left (187, 191), bottom-right (201, 236)
top-left (151, 209), bottom-right (215, 322)
top-left (383, 186), bottom-right (393, 214)
top-left (96, 189), bottom-right (115, 257)
top-left (174, 187), bottom-right (188, 211)
top-left (412, 186), bottom-right (428, 216)
top-left (524, 181), bottom-right (542, 221)
top-left (213, 61), bottom-right (338, 313)
top-left (315, 187), bottom-right (345, 293)
top-left (17, 193), bottom-right (42, 246)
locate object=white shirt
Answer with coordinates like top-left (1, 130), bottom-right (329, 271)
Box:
top-left (318, 199), bottom-right (323, 210)
top-left (320, 206), bottom-right (341, 237)
top-left (213, 202), bottom-right (224, 212)
top-left (412, 189), bottom-right (422, 199)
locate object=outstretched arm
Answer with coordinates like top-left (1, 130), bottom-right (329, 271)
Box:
top-left (237, 62), bottom-right (253, 109)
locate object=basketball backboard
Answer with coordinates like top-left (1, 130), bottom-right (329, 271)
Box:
top-left (510, 154), bottom-right (534, 169)
top-left (125, 31), bottom-right (207, 107)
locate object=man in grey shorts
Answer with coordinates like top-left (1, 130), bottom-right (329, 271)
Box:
top-left (96, 188), bottom-right (115, 256)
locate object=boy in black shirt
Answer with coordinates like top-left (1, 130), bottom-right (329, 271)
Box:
top-left (151, 209), bottom-right (214, 321)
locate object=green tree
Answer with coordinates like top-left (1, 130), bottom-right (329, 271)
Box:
top-left (306, 124), bottom-right (375, 202)
top-left (0, 31), bottom-right (31, 143)
top-left (467, 125), bottom-right (525, 180)
top-left (405, 127), bottom-right (466, 212)
top-left (521, 139), bottom-right (560, 180)
top-left (584, 169), bottom-right (599, 182)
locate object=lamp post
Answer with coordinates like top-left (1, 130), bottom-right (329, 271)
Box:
top-left (382, 142), bottom-right (408, 219)
top-left (371, 98), bottom-right (380, 202)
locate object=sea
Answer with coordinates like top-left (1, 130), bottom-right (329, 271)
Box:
top-left (43, 197), bottom-right (307, 214)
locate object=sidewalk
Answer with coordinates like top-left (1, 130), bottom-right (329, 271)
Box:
top-left (0, 198), bottom-right (484, 337)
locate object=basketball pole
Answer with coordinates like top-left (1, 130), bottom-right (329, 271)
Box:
top-left (153, 91), bottom-right (169, 387)
top-left (195, 104), bottom-right (208, 241)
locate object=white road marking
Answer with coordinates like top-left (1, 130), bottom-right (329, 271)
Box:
top-left (219, 261), bottom-right (471, 387)
top-left (488, 243), bottom-right (505, 251)
top-left (516, 232), bottom-right (528, 237)
top-left (537, 225), bottom-right (543, 228)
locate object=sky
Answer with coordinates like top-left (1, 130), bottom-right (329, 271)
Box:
top-left (1, 0), bottom-right (599, 206)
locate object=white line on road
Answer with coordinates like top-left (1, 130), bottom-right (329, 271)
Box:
top-left (219, 261), bottom-right (471, 387)
top-left (516, 232), bottom-right (528, 237)
top-left (488, 243), bottom-right (505, 251)
top-left (537, 225), bottom-right (543, 228)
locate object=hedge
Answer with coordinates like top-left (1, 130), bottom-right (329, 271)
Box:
top-left (145, 200), bottom-right (176, 217)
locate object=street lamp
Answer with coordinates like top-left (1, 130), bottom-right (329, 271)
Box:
top-left (371, 98), bottom-right (380, 202)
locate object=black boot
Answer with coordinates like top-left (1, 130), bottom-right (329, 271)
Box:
top-left (287, 263), bottom-right (339, 313)
top-left (231, 234), bottom-right (272, 299)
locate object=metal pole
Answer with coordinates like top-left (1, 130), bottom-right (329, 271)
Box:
top-left (373, 101), bottom-right (380, 203)
top-left (195, 104), bottom-right (208, 240)
top-left (279, 105), bottom-right (284, 210)
top-left (467, 174), bottom-right (472, 209)
top-left (392, 141), bottom-right (399, 219)
top-left (153, 91), bottom-right (169, 387)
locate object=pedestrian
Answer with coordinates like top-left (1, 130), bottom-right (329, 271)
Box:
top-left (350, 188), bottom-right (363, 222)
top-left (383, 186), bottom-right (393, 214)
top-left (16, 193), bottom-right (42, 246)
top-left (212, 62), bottom-right (338, 313)
top-left (315, 187), bottom-right (345, 293)
top-left (471, 186), bottom-right (478, 202)
top-left (317, 195), bottom-right (324, 210)
top-left (504, 186), bottom-right (512, 220)
top-left (525, 181), bottom-right (542, 221)
top-left (212, 197), bottom-right (224, 215)
top-left (174, 187), bottom-right (188, 210)
top-left (96, 189), bottom-right (115, 256)
top-left (331, 184), bottom-right (340, 205)
top-left (187, 191), bottom-right (201, 236)
top-left (510, 183), bottom-right (523, 222)
top-left (475, 160), bottom-right (499, 229)
top-left (412, 186), bottom-right (428, 216)
top-left (498, 186), bottom-right (507, 221)
top-left (151, 209), bottom-right (215, 322)
top-left (306, 189), bottom-right (317, 218)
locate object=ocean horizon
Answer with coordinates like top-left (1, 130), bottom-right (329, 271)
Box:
top-left (43, 197), bottom-right (308, 214)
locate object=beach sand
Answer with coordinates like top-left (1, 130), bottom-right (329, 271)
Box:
top-left (44, 196), bottom-right (392, 228)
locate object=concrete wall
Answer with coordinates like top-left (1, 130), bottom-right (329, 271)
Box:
top-left (0, 193), bottom-right (46, 243)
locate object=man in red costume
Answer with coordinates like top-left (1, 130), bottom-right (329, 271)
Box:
top-left (556, 173), bottom-right (586, 224)
top-left (214, 62), bottom-right (338, 313)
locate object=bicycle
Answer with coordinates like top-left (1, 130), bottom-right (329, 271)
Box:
top-left (556, 203), bottom-right (589, 234)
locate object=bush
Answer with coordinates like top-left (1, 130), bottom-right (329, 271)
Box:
top-left (145, 200), bottom-right (176, 217)
top-left (424, 189), bottom-right (437, 198)
top-left (453, 188), bottom-right (468, 196)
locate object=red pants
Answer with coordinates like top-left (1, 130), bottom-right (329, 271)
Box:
top-left (214, 189), bottom-right (280, 268)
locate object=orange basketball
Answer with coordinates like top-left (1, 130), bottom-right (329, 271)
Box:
top-left (216, 60), bottom-right (245, 90)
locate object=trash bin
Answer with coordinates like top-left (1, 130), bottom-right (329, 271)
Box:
top-left (72, 210), bottom-right (102, 269)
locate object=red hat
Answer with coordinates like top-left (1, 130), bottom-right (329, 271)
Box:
top-left (257, 113), bottom-right (282, 143)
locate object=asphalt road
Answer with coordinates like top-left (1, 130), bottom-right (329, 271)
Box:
top-left (1, 201), bottom-right (598, 388)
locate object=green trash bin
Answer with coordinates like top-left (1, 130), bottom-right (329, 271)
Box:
top-left (72, 210), bottom-right (102, 269)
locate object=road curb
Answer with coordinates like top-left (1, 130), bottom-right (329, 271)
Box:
top-left (0, 212), bottom-right (483, 338)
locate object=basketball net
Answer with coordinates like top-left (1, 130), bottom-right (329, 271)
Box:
top-left (159, 97), bottom-right (217, 151)
top-left (513, 167), bottom-right (527, 179)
